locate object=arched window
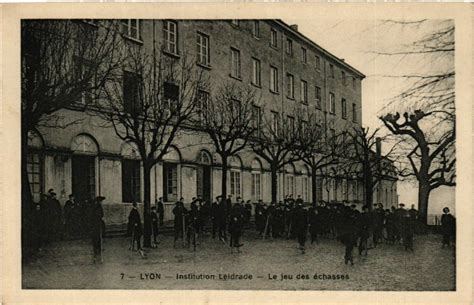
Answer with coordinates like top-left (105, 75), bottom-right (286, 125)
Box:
top-left (229, 156), bottom-right (242, 198)
top-left (162, 147), bottom-right (181, 202)
top-left (70, 134), bottom-right (98, 203)
top-left (285, 163), bottom-right (295, 197)
top-left (27, 130), bottom-right (44, 202)
top-left (121, 142), bottom-right (141, 203)
top-left (71, 134), bottom-right (99, 155)
top-left (251, 159), bottom-right (262, 201)
top-left (198, 150), bottom-right (212, 165)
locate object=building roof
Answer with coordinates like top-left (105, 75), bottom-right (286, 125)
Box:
top-left (273, 19), bottom-right (366, 79)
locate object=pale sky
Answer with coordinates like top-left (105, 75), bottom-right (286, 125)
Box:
top-left (285, 18), bottom-right (455, 215)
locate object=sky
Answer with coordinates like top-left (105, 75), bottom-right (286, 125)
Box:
top-left (284, 18), bottom-right (455, 216)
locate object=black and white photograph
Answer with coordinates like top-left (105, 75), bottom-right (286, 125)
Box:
top-left (2, 3), bottom-right (470, 302)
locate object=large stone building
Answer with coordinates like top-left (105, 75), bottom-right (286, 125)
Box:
top-left (26, 19), bottom-right (398, 225)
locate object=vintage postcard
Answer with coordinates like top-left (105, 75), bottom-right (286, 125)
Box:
top-left (1, 2), bottom-right (472, 305)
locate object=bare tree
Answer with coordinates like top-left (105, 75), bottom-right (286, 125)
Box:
top-left (341, 127), bottom-right (398, 210)
top-left (21, 19), bottom-right (124, 251)
top-left (96, 45), bottom-right (207, 246)
top-left (200, 82), bottom-right (260, 200)
top-left (374, 20), bottom-right (455, 223)
top-left (381, 110), bottom-right (455, 223)
top-left (297, 111), bottom-right (345, 206)
top-left (251, 108), bottom-right (305, 203)
top-left (22, 19), bottom-right (124, 192)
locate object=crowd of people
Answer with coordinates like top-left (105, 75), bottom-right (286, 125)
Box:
top-left (27, 190), bottom-right (456, 265)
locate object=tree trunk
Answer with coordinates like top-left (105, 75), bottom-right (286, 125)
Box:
top-left (311, 168), bottom-right (318, 207)
top-left (221, 155), bottom-right (228, 200)
top-left (418, 182), bottom-right (431, 225)
top-left (142, 164), bottom-right (152, 247)
top-left (270, 164), bottom-right (278, 203)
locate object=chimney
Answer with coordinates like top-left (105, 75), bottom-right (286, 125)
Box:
top-left (376, 137), bottom-right (382, 158)
top-left (290, 24), bottom-right (298, 32)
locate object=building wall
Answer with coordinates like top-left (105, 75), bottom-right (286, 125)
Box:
top-left (26, 19), bottom-right (396, 225)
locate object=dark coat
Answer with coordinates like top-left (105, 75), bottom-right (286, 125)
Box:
top-left (128, 208), bottom-right (143, 236)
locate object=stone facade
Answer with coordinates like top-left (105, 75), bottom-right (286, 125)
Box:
top-left (26, 20), bottom-right (398, 225)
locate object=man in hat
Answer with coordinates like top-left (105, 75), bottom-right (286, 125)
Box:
top-left (150, 206), bottom-right (160, 247)
top-left (373, 203), bottom-right (385, 247)
top-left (90, 196), bottom-right (105, 263)
top-left (357, 205), bottom-right (371, 256)
top-left (441, 207), bottom-right (455, 248)
top-left (229, 201), bottom-right (244, 253)
top-left (155, 197), bottom-right (164, 227)
top-left (173, 198), bottom-right (187, 247)
top-left (395, 203), bottom-right (408, 246)
top-left (128, 201), bottom-right (144, 255)
top-left (292, 201), bottom-right (309, 254)
top-left (47, 189), bottom-right (62, 241)
top-left (64, 194), bottom-right (78, 236)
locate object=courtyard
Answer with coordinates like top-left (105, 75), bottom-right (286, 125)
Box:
top-left (22, 230), bottom-right (455, 291)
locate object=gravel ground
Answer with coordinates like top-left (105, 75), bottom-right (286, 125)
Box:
top-left (22, 230), bottom-right (455, 290)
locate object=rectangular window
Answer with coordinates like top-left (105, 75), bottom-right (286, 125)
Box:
top-left (164, 81), bottom-right (179, 113)
top-left (230, 171), bottom-right (241, 198)
top-left (252, 105), bottom-right (261, 136)
top-left (251, 58), bottom-right (261, 86)
top-left (122, 159), bottom-right (141, 203)
top-left (270, 66), bottom-right (279, 93)
top-left (230, 48), bottom-right (241, 79)
top-left (300, 80), bottom-right (308, 104)
top-left (27, 152), bottom-right (42, 201)
top-left (302, 47), bottom-right (307, 63)
top-left (197, 32), bottom-right (210, 66)
top-left (196, 90), bottom-right (209, 121)
top-left (271, 111), bottom-right (279, 134)
top-left (287, 116), bottom-right (295, 134)
top-left (302, 176), bottom-right (308, 202)
top-left (341, 98), bottom-right (347, 119)
top-left (352, 77), bottom-right (356, 89)
top-left (352, 103), bottom-right (357, 122)
top-left (315, 86), bottom-right (322, 109)
top-left (329, 64), bottom-right (334, 78)
top-left (251, 172), bottom-right (261, 201)
top-left (74, 57), bottom-right (96, 106)
top-left (342, 70), bottom-right (346, 86)
top-left (252, 20), bottom-right (260, 38)
top-left (315, 55), bottom-right (321, 71)
top-left (270, 28), bottom-right (278, 48)
top-left (286, 73), bottom-right (294, 98)
top-left (163, 163), bottom-right (178, 202)
top-left (285, 175), bottom-right (294, 196)
top-left (123, 71), bottom-right (141, 113)
top-left (121, 19), bottom-right (141, 40)
top-left (286, 38), bottom-right (293, 55)
top-left (329, 92), bottom-right (336, 114)
top-left (163, 20), bottom-right (178, 54)
top-left (316, 176), bottom-right (323, 203)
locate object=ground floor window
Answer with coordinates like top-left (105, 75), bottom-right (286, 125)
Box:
top-left (122, 159), bottom-right (141, 203)
top-left (316, 176), bottom-right (323, 203)
top-left (302, 176), bottom-right (308, 202)
top-left (251, 172), bottom-right (261, 201)
top-left (230, 170), bottom-right (241, 198)
top-left (163, 163), bottom-right (178, 202)
top-left (27, 152), bottom-right (42, 202)
top-left (72, 155), bottom-right (96, 203)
